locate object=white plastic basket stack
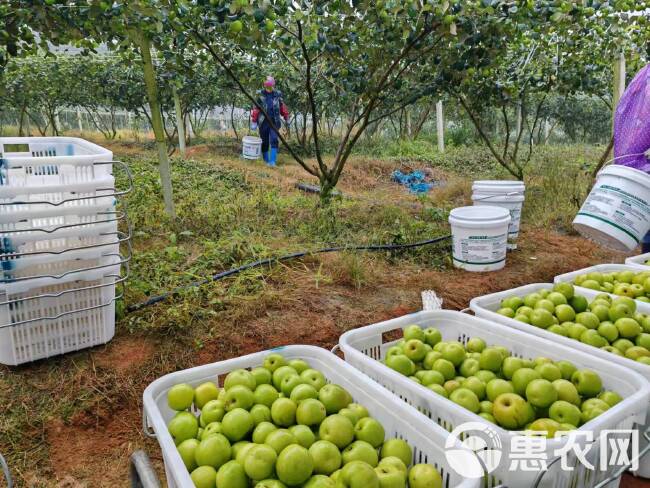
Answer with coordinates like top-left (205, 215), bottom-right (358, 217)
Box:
top-left (143, 345), bottom-right (481, 488)
top-left (0, 137), bottom-right (131, 365)
top-left (339, 310), bottom-right (650, 488)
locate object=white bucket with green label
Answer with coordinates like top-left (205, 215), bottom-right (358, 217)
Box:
top-left (449, 205), bottom-right (511, 272)
top-left (472, 180), bottom-right (525, 249)
top-left (573, 165), bottom-right (650, 251)
top-left (242, 136), bottom-right (262, 159)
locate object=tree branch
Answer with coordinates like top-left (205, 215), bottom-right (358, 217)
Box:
top-left (524, 94), bottom-right (547, 165)
top-left (456, 93), bottom-right (521, 178)
top-left (501, 104), bottom-right (510, 161)
top-left (189, 28), bottom-right (319, 177)
top-left (296, 19), bottom-right (327, 176)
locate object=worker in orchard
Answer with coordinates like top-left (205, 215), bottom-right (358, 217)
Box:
top-left (250, 76), bottom-right (290, 166)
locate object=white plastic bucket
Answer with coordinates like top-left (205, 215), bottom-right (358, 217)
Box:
top-left (573, 165), bottom-right (650, 251)
top-left (242, 136), bottom-right (262, 159)
top-left (448, 205), bottom-right (511, 272)
top-left (471, 180), bottom-right (525, 248)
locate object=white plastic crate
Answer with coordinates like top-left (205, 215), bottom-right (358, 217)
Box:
top-left (470, 283), bottom-right (650, 478)
top-left (0, 270), bottom-right (122, 365)
top-left (626, 252), bottom-right (650, 269)
top-left (0, 177), bottom-right (116, 217)
top-left (339, 310), bottom-right (650, 488)
top-left (0, 137), bottom-right (113, 178)
top-left (0, 222), bottom-right (121, 261)
top-left (142, 345), bottom-right (481, 488)
top-left (0, 137), bottom-right (118, 214)
top-left (0, 205), bottom-right (120, 238)
top-left (554, 264), bottom-right (650, 309)
top-left (0, 246), bottom-right (123, 285)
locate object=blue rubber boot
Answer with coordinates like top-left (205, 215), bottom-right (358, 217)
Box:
top-left (267, 148), bottom-right (277, 167)
top-left (262, 150), bottom-right (269, 163)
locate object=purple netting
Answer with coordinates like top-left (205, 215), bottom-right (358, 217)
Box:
top-left (614, 63), bottom-right (650, 173)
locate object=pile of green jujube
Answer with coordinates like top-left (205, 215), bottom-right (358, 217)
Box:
top-left (496, 282), bottom-right (650, 364)
top-left (382, 323), bottom-right (623, 436)
top-left (572, 269), bottom-right (650, 301)
top-left (166, 353), bottom-right (442, 488)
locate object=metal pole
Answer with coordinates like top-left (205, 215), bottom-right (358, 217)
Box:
top-left (1, 452), bottom-right (12, 488)
top-left (129, 450), bottom-right (160, 488)
top-left (612, 51), bottom-right (626, 133)
top-left (436, 100), bottom-right (444, 153)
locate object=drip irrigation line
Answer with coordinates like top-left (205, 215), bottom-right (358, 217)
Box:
top-left (126, 234), bottom-right (452, 313)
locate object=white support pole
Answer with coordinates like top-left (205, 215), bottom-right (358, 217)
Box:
top-left (516, 102), bottom-right (522, 136)
top-left (76, 108), bottom-right (83, 133)
top-left (173, 87), bottom-right (186, 158)
top-left (543, 118), bottom-right (550, 144)
top-left (612, 52), bottom-right (626, 132)
top-left (436, 100), bottom-right (444, 153)
top-left (186, 112), bottom-right (194, 137)
top-left (406, 110), bottom-right (412, 137)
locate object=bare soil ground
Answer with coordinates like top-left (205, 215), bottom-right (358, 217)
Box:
top-left (26, 229), bottom-right (644, 487)
top-left (1, 143), bottom-right (648, 487)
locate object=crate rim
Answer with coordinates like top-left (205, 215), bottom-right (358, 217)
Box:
top-left (0, 136), bottom-right (112, 165)
top-left (626, 252), bottom-right (650, 269)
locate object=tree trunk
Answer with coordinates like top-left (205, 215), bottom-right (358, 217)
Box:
top-left (133, 32), bottom-right (176, 218)
top-left (592, 136), bottom-right (615, 177)
top-left (18, 106), bottom-right (26, 136)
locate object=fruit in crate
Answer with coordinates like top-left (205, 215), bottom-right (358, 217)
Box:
top-left (166, 354), bottom-right (442, 487)
top-left (572, 269), bottom-right (650, 303)
top-left (494, 283), bottom-right (650, 364)
top-left (377, 323), bottom-right (624, 434)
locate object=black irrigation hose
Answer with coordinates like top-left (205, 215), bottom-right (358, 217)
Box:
top-left (126, 234), bottom-right (452, 313)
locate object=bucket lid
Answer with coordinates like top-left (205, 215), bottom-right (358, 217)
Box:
top-left (449, 205), bottom-right (510, 222)
top-left (472, 180), bottom-right (524, 192)
top-left (473, 180), bottom-right (525, 187)
top-left (243, 136), bottom-right (262, 143)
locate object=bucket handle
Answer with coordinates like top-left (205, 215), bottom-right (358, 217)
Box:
top-left (601, 150), bottom-right (650, 167)
top-left (473, 191), bottom-right (523, 201)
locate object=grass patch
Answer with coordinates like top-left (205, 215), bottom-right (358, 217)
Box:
top-left (119, 154), bottom-right (450, 320)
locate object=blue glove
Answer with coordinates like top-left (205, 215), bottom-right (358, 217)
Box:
top-left (251, 123), bottom-right (258, 131)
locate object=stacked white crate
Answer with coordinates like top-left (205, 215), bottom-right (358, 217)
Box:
top-left (0, 137), bottom-right (129, 365)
